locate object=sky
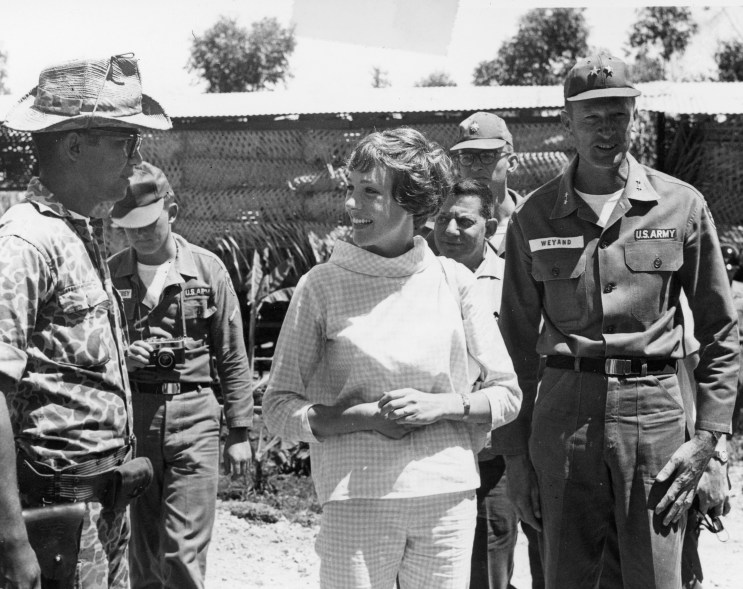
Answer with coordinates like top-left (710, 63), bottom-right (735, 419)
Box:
top-left (0, 0), bottom-right (739, 106)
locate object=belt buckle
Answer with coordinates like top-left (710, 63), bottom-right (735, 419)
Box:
top-left (605, 358), bottom-right (633, 376)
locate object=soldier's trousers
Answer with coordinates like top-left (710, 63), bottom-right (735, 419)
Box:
top-left (529, 368), bottom-right (687, 589)
top-left (129, 388), bottom-right (222, 589)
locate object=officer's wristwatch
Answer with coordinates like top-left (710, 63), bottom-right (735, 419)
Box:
top-left (712, 448), bottom-right (729, 465)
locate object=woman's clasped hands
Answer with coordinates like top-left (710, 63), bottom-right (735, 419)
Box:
top-left (378, 388), bottom-right (457, 427)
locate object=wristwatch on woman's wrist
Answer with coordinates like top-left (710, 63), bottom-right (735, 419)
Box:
top-left (458, 392), bottom-right (471, 421)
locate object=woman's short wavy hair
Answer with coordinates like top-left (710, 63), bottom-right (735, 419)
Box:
top-left (346, 127), bottom-right (454, 229)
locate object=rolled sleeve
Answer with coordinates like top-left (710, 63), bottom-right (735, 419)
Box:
top-left (263, 275), bottom-right (325, 444)
top-left (210, 265), bottom-right (254, 429)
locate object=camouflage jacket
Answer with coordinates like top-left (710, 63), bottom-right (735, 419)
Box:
top-left (0, 178), bottom-right (132, 467)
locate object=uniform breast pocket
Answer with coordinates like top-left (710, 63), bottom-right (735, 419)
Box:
top-left (183, 296), bottom-right (216, 326)
top-left (531, 249), bottom-right (587, 328)
top-left (624, 241), bottom-right (682, 324)
top-left (53, 283), bottom-right (112, 368)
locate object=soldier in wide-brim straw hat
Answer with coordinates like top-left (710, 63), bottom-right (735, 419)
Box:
top-left (0, 54), bottom-right (170, 589)
top-left (5, 53), bottom-right (170, 132)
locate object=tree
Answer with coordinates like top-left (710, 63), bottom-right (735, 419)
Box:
top-left (716, 40), bottom-right (743, 81)
top-left (187, 16), bottom-right (296, 93)
top-left (415, 71), bottom-right (457, 87)
top-left (630, 54), bottom-right (666, 83)
top-left (371, 66), bottom-right (391, 88)
top-left (473, 8), bottom-right (588, 86)
top-left (626, 7), bottom-right (697, 81)
top-left (629, 7), bottom-right (698, 62)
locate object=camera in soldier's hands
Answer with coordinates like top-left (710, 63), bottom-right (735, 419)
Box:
top-left (144, 337), bottom-right (186, 370)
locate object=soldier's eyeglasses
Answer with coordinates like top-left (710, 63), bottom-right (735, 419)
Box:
top-left (454, 151), bottom-right (505, 167)
top-left (83, 128), bottom-right (142, 159)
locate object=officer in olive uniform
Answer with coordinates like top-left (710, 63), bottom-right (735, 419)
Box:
top-left (108, 162), bottom-right (253, 589)
top-left (499, 54), bottom-right (739, 589)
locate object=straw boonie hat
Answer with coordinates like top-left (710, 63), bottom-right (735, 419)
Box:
top-left (4, 54), bottom-right (172, 132)
top-left (111, 162), bottom-right (173, 229)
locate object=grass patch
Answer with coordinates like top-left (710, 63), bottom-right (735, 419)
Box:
top-left (218, 468), bottom-right (321, 527)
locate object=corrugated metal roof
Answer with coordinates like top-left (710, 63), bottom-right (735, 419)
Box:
top-left (639, 81), bottom-right (743, 115)
top-left (158, 82), bottom-right (743, 119)
top-left (2, 82), bottom-right (743, 122)
top-left (160, 85), bottom-right (565, 119)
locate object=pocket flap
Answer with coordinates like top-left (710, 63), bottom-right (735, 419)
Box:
top-left (532, 249), bottom-right (586, 282)
top-left (58, 284), bottom-right (109, 313)
top-left (625, 241), bottom-right (683, 272)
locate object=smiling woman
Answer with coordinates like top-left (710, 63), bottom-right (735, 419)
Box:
top-left (262, 127), bottom-right (522, 589)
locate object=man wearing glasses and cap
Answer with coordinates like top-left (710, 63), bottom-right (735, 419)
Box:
top-left (448, 112), bottom-right (521, 256)
top-left (108, 162), bottom-right (253, 589)
top-left (0, 55), bottom-right (171, 588)
top-left (499, 54), bottom-right (739, 589)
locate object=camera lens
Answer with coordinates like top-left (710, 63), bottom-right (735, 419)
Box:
top-left (155, 348), bottom-right (176, 370)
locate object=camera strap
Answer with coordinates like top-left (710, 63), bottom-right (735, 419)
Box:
top-left (178, 287), bottom-right (188, 339)
top-left (65, 215), bottom-right (135, 447)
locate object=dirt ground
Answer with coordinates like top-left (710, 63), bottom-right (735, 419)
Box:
top-left (206, 464), bottom-right (743, 588)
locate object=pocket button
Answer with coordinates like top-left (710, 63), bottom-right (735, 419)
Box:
top-left (653, 257), bottom-right (662, 269)
top-left (551, 267), bottom-right (560, 277)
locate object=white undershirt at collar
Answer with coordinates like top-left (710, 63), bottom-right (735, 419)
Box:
top-left (575, 188), bottom-right (623, 228)
top-left (137, 260), bottom-right (173, 309)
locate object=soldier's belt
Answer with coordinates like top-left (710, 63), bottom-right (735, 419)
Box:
top-left (133, 381), bottom-right (208, 394)
top-left (17, 445), bottom-right (130, 505)
top-left (545, 355), bottom-right (677, 377)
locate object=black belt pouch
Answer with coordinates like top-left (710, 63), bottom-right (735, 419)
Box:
top-left (102, 456), bottom-right (153, 511)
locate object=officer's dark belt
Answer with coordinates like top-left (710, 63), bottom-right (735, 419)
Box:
top-left (133, 382), bottom-right (207, 394)
top-left (545, 355), bottom-right (677, 376)
top-left (17, 445), bottom-right (130, 505)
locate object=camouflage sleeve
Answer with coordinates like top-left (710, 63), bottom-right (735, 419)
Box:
top-left (0, 236), bottom-right (54, 382)
top-left (209, 261), bottom-right (253, 429)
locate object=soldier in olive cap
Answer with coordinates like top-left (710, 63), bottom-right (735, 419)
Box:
top-left (499, 54), bottom-right (738, 589)
top-left (108, 162), bottom-right (253, 589)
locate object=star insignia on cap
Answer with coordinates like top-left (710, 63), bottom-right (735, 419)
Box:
top-left (469, 122), bottom-right (479, 134)
top-left (589, 66), bottom-right (600, 76)
top-left (604, 66), bottom-right (613, 76)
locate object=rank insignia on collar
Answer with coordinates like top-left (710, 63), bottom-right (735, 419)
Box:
top-left (589, 66), bottom-right (600, 76)
top-left (469, 122), bottom-right (479, 134)
top-left (604, 66), bottom-right (613, 76)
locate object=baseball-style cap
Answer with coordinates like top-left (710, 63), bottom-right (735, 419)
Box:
top-left (111, 162), bottom-right (173, 228)
top-left (564, 54), bottom-right (641, 102)
top-left (450, 112), bottom-right (513, 152)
